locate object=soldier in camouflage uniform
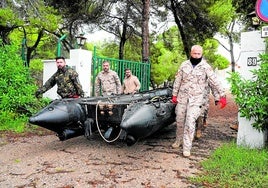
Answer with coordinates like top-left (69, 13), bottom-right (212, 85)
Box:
top-left (35, 56), bottom-right (84, 98)
top-left (195, 82), bottom-right (220, 139)
top-left (171, 45), bottom-right (226, 157)
top-left (95, 61), bottom-right (122, 96)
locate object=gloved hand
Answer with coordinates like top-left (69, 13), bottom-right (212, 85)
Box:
top-left (35, 89), bottom-right (42, 98)
top-left (219, 96), bottom-right (227, 109)
top-left (171, 96), bottom-right (178, 104)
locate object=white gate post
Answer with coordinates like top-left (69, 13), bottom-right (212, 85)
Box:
top-left (70, 49), bottom-right (92, 97)
top-left (237, 30), bottom-right (267, 148)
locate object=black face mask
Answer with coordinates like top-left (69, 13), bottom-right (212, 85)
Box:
top-left (190, 57), bottom-right (202, 65)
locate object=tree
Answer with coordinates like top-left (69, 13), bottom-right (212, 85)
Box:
top-left (0, 8), bottom-right (23, 44)
top-left (216, 19), bottom-right (239, 72)
top-left (94, 0), bottom-right (151, 62)
top-left (149, 26), bottom-right (229, 87)
top-left (141, 0), bottom-right (150, 63)
top-left (96, 1), bottom-right (138, 60)
top-left (167, 0), bottom-right (221, 57)
top-left (150, 26), bottom-right (185, 86)
top-left (213, 0), bottom-right (256, 72)
top-left (202, 38), bottom-right (230, 70)
top-left (43, 0), bottom-right (119, 62)
top-left (0, 0), bottom-right (62, 66)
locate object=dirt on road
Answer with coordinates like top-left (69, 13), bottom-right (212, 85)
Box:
top-left (0, 93), bottom-right (238, 188)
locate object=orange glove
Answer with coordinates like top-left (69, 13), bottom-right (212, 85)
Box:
top-left (219, 97), bottom-right (227, 109)
top-left (171, 96), bottom-right (178, 104)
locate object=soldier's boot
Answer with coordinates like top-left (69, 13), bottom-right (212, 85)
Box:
top-left (196, 129), bottom-right (202, 139)
top-left (230, 124), bottom-right (238, 131)
top-left (172, 140), bottom-right (182, 149)
top-left (195, 116), bottom-right (203, 139)
top-left (183, 150), bottom-right (191, 157)
top-left (173, 122), bottom-right (183, 148)
top-left (203, 116), bottom-right (208, 128)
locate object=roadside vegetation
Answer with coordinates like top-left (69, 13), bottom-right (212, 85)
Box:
top-left (0, 42), bottom-right (50, 133)
top-left (191, 142), bottom-right (268, 187)
top-left (228, 54), bottom-right (268, 131)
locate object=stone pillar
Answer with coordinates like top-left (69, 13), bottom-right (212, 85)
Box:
top-left (237, 30), bottom-right (267, 148)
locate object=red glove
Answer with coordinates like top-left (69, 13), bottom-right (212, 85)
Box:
top-left (219, 97), bottom-right (227, 109)
top-left (171, 96), bottom-right (178, 104)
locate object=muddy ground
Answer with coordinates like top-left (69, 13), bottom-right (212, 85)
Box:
top-left (0, 93), bottom-right (238, 188)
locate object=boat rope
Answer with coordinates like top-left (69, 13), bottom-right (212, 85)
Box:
top-left (95, 100), bottom-right (122, 143)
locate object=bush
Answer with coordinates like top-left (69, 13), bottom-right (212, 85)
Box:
top-left (227, 54), bottom-right (268, 131)
top-left (0, 42), bottom-right (48, 132)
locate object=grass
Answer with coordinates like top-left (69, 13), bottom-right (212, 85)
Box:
top-left (191, 142), bottom-right (268, 187)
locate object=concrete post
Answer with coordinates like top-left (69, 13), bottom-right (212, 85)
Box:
top-left (237, 30), bottom-right (267, 148)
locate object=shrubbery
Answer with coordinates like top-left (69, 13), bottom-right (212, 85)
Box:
top-left (0, 42), bottom-right (48, 132)
top-left (228, 54), bottom-right (268, 131)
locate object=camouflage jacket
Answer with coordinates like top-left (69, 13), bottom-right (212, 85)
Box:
top-left (122, 75), bottom-right (141, 94)
top-left (40, 66), bottom-right (84, 98)
top-left (172, 59), bottom-right (225, 105)
top-left (95, 70), bottom-right (122, 96)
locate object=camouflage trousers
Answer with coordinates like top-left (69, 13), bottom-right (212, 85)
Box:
top-left (175, 101), bottom-right (204, 152)
top-left (196, 98), bottom-right (209, 132)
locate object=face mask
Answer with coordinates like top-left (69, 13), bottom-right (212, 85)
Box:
top-left (190, 57), bottom-right (202, 65)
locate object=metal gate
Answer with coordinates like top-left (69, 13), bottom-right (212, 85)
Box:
top-left (92, 47), bottom-right (150, 96)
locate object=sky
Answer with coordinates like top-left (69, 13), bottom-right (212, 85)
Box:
top-left (85, 30), bottom-right (114, 43)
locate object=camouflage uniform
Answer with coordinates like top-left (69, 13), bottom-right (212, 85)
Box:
top-left (95, 70), bottom-right (122, 96)
top-left (172, 59), bottom-right (225, 153)
top-left (38, 66), bottom-right (84, 98)
top-left (122, 75), bottom-right (141, 94)
top-left (195, 83), bottom-right (220, 136)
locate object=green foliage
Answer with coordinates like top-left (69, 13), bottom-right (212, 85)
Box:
top-left (227, 54), bottom-right (268, 131)
top-left (203, 38), bottom-right (230, 70)
top-left (124, 37), bottom-right (143, 61)
top-left (208, 0), bottom-right (235, 31)
top-left (0, 8), bottom-right (23, 26)
top-left (1, 1), bottom-right (63, 66)
top-left (29, 59), bottom-right (44, 72)
top-left (150, 44), bottom-right (184, 86)
top-left (99, 42), bottom-right (119, 58)
top-left (0, 42), bottom-right (48, 132)
top-left (90, 36), bottom-right (143, 62)
top-left (9, 27), bottom-right (57, 63)
top-left (24, 3), bottom-right (62, 32)
top-left (191, 142), bottom-right (268, 187)
top-left (150, 26), bottom-right (185, 86)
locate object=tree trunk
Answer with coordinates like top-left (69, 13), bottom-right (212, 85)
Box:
top-left (170, 0), bottom-right (190, 58)
top-left (119, 2), bottom-right (131, 60)
top-left (26, 30), bottom-right (44, 67)
top-left (141, 0), bottom-right (150, 63)
top-left (228, 21), bottom-right (236, 72)
top-left (229, 34), bottom-right (235, 72)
